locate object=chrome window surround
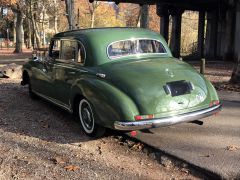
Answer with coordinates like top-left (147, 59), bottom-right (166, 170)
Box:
top-left (107, 38), bottom-right (168, 60)
top-left (59, 39), bottom-right (87, 66)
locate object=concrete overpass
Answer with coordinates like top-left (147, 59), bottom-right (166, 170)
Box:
top-left (96, 0), bottom-right (240, 63)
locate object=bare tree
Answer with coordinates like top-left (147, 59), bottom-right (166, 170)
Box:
top-left (64, 0), bottom-right (75, 30)
top-left (87, 1), bottom-right (100, 28)
top-left (11, 2), bottom-right (25, 53)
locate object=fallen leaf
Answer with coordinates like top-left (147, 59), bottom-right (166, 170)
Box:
top-left (64, 165), bottom-right (80, 171)
top-left (51, 157), bottom-right (66, 165)
top-left (226, 145), bottom-right (238, 151)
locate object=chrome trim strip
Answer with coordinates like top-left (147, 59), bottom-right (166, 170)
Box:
top-left (114, 104), bottom-right (222, 131)
top-left (54, 64), bottom-right (88, 73)
top-left (33, 90), bottom-right (73, 113)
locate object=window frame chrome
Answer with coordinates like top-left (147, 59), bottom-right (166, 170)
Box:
top-left (58, 38), bottom-right (87, 66)
top-left (107, 38), bottom-right (168, 60)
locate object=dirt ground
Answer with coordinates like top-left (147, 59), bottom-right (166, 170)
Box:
top-left (0, 49), bottom-right (32, 60)
top-left (0, 78), bottom-right (201, 180)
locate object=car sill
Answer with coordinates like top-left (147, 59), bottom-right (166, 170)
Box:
top-left (114, 104), bottom-right (222, 131)
top-left (33, 90), bottom-right (73, 113)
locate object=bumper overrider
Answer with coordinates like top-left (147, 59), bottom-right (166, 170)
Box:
top-left (114, 104), bottom-right (222, 131)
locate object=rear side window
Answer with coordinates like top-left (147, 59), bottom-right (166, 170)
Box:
top-left (76, 42), bottom-right (86, 64)
top-left (108, 39), bottom-right (166, 59)
top-left (61, 40), bottom-right (78, 61)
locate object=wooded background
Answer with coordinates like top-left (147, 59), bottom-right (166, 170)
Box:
top-left (0, 0), bottom-right (198, 56)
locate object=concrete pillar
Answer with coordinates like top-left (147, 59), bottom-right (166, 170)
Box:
top-left (170, 9), bottom-right (184, 58)
top-left (223, 8), bottom-right (235, 60)
top-left (234, 2), bottom-right (240, 61)
top-left (197, 11), bottom-right (205, 59)
top-left (160, 15), bottom-right (169, 43)
top-left (140, 5), bottom-right (149, 28)
top-left (157, 4), bottom-right (169, 43)
top-left (216, 10), bottom-right (228, 59)
top-left (205, 11), bottom-right (218, 59)
top-left (231, 0), bottom-right (240, 82)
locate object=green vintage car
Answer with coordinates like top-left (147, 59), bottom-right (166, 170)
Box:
top-left (21, 28), bottom-right (222, 137)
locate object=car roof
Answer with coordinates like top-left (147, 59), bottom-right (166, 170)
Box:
top-left (53, 27), bottom-right (172, 66)
top-left (54, 27), bottom-right (158, 38)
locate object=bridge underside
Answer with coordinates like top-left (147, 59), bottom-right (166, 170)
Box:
top-left (96, 0), bottom-right (238, 62)
top-left (99, 0), bottom-right (223, 10)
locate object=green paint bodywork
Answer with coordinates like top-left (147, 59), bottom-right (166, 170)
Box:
top-left (22, 28), bottom-right (219, 129)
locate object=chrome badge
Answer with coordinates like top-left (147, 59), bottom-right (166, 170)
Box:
top-left (196, 92), bottom-right (205, 102)
top-left (165, 68), bottom-right (174, 78)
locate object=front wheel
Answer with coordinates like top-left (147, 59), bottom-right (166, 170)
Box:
top-left (78, 99), bottom-right (105, 137)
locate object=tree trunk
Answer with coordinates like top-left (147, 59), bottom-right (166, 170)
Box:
top-left (14, 10), bottom-right (23, 53)
top-left (42, 7), bottom-right (46, 46)
top-left (32, 17), bottom-right (41, 48)
top-left (13, 12), bottom-right (17, 44)
top-left (65, 0), bottom-right (75, 30)
top-left (231, 63), bottom-right (240, 83)
top-left (53, 0), bottom-right (58, 33)
top-left (27, 19), bottom-right (32, 49)
top-left (91, 9), bottom-right (95, 28)
top-left (28, 1), bottom-right (41, 49)
top-left (54, 16), bottom-right (58, 33)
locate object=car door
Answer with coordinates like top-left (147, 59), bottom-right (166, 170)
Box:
top-left (53, 39), bottom-right (86, 107)
top-left (31, 39), bottom-right (60, 98)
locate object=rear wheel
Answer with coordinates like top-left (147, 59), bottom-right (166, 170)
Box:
top-left (78, 98), bottom-right (105, 137)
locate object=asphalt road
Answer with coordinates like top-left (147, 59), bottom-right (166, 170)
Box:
top-left (134, 91), bottom-right (240, 179)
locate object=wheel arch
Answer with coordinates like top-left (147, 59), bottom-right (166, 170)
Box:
top-left (21, 70), bottom-right (30, 85)
top-left (70, 78), bottom-right (139, 129)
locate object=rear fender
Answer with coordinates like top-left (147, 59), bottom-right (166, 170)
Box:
top-left (70, 78), bottom-right (139, 129)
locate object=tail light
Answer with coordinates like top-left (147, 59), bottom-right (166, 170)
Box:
top-left (209, 100), bottom-right (220, 107)
top-left (135, 114), bottom-right (154, 121)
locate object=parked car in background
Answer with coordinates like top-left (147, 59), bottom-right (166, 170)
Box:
top-left (21, 28), bottom-right (222, 137)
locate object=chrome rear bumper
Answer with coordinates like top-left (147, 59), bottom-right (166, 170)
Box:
top-left (114, 104), bottom-right (222, 131)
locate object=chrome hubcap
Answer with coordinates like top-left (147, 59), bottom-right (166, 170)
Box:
top-left (82, 107), bottom-right (92, 130)
top-left (79, 99), bottom-right (94, 134)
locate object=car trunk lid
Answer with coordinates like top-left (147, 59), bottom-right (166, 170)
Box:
top-left (101, 58), bottom-right (208, 115)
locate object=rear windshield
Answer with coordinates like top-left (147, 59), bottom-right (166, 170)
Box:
top-left (107, 39), bottom-right (166, 59)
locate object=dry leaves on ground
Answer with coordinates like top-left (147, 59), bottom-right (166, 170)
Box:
top-left (51, 157), bottom-right (66, 165)
top-left (64, 165), bottom-right (80, 171)
top-left (226, 145), bottom-right (238, 151)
